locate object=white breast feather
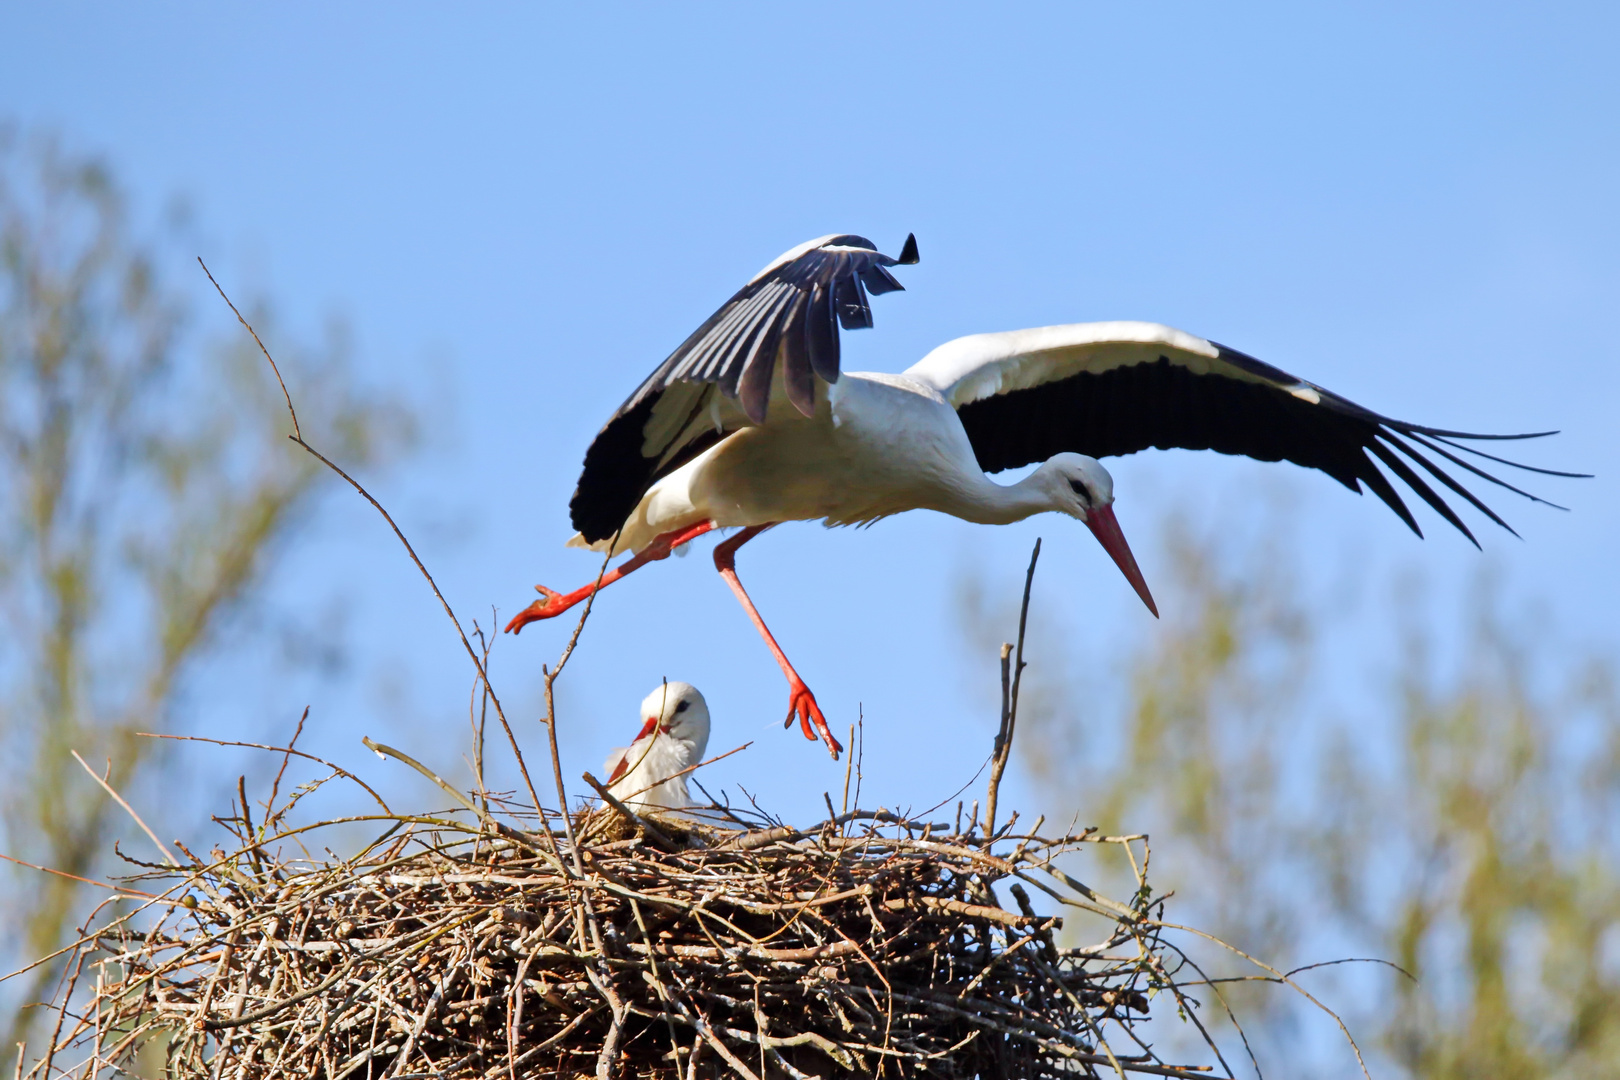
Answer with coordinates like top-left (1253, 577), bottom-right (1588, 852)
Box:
top-left (607, 733), bottom-right (695, 810)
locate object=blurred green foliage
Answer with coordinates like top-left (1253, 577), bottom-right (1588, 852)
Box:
top-left (0, 128), bottom-right (414, 1053)
top-left (964, 507), bottom-right (1620, 1077)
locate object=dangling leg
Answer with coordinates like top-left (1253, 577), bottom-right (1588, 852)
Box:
top-left (712, 525), bottom-right (844, 759)
top-left (504, 520), bottom-right (717, 635)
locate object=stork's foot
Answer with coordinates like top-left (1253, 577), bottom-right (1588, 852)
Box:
top-left (785, 680), bottom-right (844, 759)
top-left (506, 523), bottom-right (721, 638)
top-left (504, 585), bottom-right (580, 635)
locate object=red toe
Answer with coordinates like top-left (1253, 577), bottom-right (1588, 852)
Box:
top-left (787, 682), bottom-right (842, 759)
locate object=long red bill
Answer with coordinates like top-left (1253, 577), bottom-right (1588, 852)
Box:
top-left (1084, 504), bottom-right (1159, 618)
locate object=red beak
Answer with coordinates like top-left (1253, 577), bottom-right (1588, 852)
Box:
top-left (1084, 504), bottom-right (1158, 618)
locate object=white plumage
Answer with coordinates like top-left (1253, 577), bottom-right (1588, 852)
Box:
top-left (569, 368), bottom-right (1135, 559)
top-left (604, 682), bottom-right (710, 811)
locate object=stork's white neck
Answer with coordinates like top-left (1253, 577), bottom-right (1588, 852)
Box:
top-left (944, 465), bottom-right (1066, 526)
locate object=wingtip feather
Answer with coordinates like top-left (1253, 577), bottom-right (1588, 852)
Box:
top-left (1368, 439), bottom-right (1481, 547)
top-left (1358, 453), bottom-right (1425, 540)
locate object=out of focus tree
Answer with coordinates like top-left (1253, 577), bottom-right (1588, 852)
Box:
top-left (1331, 584), bottom-right (1620, 1078)
top-left (961, 500), bottom-right (1620, 1077)
top-left (0, 128), bottom-right (412, 1049)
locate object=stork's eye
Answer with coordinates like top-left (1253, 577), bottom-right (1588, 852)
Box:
top-left (1068, 478), bottom-right (1092, 506)
top-left (675, 700), bottom-right (690, 714)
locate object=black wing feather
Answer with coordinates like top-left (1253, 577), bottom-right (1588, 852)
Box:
top-left (1404, 431), bottom-right (1570, 508)
top-left (1355, 455), bottom-right (1424, 537)
top-left (779, 292), bottom-right (815, 417)
top-left (807, 281), bottom-right (841, 383)
top-left (1364, 438), bottom-right (1480, 546)
top-left (834, 266), bottom-right (873, 330)
top-left (954, 343), bottom-right (1567, 542)
top-left (1380, 431), bottom-right (1520, 535)
top-left (569, 234), bottom-right (916, 543)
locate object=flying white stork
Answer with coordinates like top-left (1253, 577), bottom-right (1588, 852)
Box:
top-left (508, 233), bottom-right (1576, 758)
top-left (604, 681), bottom-right (711, 810)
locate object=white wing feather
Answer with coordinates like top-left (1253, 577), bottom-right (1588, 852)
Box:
top-left (904, 321), bottom-right (1243, 407)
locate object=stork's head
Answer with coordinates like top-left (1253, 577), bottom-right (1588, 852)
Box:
top-left (639, 681), bottom-right (711, 755)
top-left (1042, 453), bottom-right (1159, 619)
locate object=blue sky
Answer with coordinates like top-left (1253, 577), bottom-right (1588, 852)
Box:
top-left (2, 4), bottom-right (1614, 861)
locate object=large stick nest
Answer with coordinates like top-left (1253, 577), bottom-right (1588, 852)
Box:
top-left (31, 792), bottom-right (1221, 1080)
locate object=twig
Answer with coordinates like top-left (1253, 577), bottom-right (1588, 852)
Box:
top-left (290, 434), bottom-right (544, 815)
top-left (362, 738), bottom-right (483, 817)
top-left (0, 853), bottom-right (154, 899)
top-left (264, 706), bottom-right (310, 827)
top-left (199, 260), bottom-right (545, 816)
top-left (539, 536), bottom-right (619, 855)
top-left (70, 751), bottom-right (177, 867)
top-left (1152, 918), bottom-right (1374, 1080)
top-left (138, 732), bottom-right (392, 814)
top-left (840, 723), bottom-right (856, 817)
top-left (1286, 956), bottom-right (1416, 983)
top-left (613, 742), bottom-right (755, 805)
top-left (198, 257), bottom-right (300, 441)
top-left (989, 642), bottom-right (1013, 833)
top-left (986, 537), bottom-right (1040, 836)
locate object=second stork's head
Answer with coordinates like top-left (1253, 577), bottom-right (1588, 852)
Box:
top-left (1037, 453), bottom-right (1159, 618)
top-left (639, 681), bottom-right (711, 758)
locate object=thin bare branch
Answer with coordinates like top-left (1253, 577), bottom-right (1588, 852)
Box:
top-left (362, 738), bottom-right (482, 817)
top-left (69, 751), bottom-right (176, 867)
top-left (197, 257), bottom-right (301, 440)
top-left (987, 537), bottom-right (1040, 836)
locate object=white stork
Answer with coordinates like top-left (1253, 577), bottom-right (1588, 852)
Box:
top-left (604, 681), bottom-right (711, 810)
top-left (509, 234), bottom-right (1577, 758)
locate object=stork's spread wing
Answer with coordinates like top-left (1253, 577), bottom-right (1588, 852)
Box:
top-left (905, 321), bottom-right (1582, 544)
top-left (570, 233), bottom-right (918, 543)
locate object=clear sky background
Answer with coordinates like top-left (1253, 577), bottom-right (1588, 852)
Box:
top-left (2, 1), bottom-right (1614, 905)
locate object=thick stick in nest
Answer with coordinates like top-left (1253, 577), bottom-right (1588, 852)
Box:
top-left (26, 797), bottom-right (1221, 1080)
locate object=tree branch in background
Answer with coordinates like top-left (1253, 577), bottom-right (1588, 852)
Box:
top-left (961, 498), bottom-right (1620, 1075)
top-left (0, 130), bottom-right (414, 1052)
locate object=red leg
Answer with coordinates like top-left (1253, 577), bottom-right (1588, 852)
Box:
top-left (504, 521), bottom-right (716, 635)
top-left (713, 525), bottom-right (844, 759)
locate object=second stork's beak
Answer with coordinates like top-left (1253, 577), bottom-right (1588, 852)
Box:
top-left (1084, 504), bottom-right (1159, 618)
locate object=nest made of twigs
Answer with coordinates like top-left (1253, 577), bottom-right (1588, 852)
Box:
top-left (29, 787), bottom-right (1227, 1080)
